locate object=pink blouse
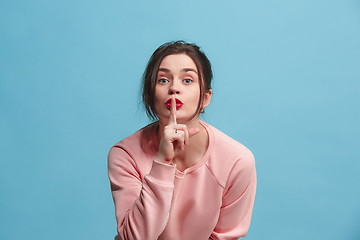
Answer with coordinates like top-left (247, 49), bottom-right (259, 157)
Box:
top-left (108, 121), bottom-right (257, 240)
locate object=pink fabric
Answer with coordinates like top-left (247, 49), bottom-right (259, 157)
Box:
top-left (108, 121), bottom-right (257, 240)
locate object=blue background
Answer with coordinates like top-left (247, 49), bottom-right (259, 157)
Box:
top-left (1, 0), bottom-right (359, 239)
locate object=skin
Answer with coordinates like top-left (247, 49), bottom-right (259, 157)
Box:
top-left (154, 54), bottom-right (212, 171)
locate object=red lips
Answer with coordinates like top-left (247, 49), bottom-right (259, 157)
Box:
top-left (165, 98), bottom-right (183, 109)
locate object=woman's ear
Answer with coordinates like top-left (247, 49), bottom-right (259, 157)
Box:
top-left (203, 89), bottom-right (212, 109)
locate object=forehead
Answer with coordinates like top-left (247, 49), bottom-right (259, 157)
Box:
top-left (159, 54), bottom-right (197, 71)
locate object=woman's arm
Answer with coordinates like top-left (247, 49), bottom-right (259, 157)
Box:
top-left (108, 97), bottom-right (199, 239)
top-left (209, 156), bottom-right (257, 240)
top-left (108, 146), bottom-right (176, 240)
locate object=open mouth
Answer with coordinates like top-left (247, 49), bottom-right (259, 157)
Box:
top-left (165, 98), bottom-right (183, 109)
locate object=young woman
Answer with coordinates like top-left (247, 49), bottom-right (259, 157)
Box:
top-left (108, 41), bottom-right (257, 240)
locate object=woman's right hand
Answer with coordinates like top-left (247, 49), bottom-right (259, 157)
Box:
top-left (155, 96), bottom-right (200, 163)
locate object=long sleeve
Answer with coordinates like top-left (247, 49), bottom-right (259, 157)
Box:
top-left (210, 156), bottom-right (257, 240)
top-left (108, 145), bottom-right (176, 240)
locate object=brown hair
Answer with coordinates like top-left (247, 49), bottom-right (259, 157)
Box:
top-left (142, 40), bottom-right (213, 120)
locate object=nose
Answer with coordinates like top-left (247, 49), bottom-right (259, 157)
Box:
top-left (169, 80), bottom-right (180, 95)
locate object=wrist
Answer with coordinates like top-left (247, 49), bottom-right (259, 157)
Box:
top-left (155, 154), bottom-right (173, 164)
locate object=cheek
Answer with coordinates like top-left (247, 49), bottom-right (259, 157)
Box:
top-left (193, 88), bottom-right (201, 101)
top-left (153, 87), bottom-right (160, 102)
top-left (153, 88), bottom-right (165, 113)
top-left (154, 87), bottom-right (164, 103)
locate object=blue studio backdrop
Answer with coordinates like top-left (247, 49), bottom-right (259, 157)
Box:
top-left (1, 0), bottom-right (359, 239)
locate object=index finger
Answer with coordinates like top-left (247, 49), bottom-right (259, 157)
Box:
top-left (169, 95), bottom-right (177, 124)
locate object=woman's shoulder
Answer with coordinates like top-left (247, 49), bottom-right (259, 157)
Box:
top-left (108, 123), bottom-right (159, 180)
top-left (202, 121), bottom-right (254, 158)
top-left (202, 121), bottom-right (255, 188)
top-left (108, 122), bottom-right (159, 159)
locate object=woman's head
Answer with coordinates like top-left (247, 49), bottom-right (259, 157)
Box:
top-left (142, 41), bottom-right (213, 120)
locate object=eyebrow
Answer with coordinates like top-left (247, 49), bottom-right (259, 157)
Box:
top-left (183, 68), bottom-right (198, 74)
top-left (158, 67), bottom-right (198, 74)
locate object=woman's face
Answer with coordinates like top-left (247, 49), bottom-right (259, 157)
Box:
top-left (154, 54), bottom-right (211, 123)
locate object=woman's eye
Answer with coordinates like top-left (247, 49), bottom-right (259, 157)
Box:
top-left (183, 79), bottom-right (192, 84)
top-left (158, 79), bottom-right (169, 84)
